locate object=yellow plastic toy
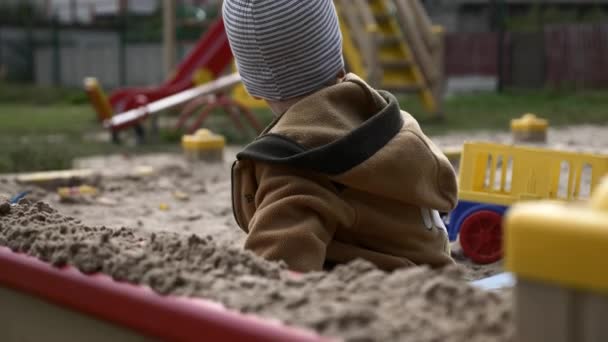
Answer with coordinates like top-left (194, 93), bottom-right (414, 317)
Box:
top-left (448, 141), bottom-right (608, 264)
top-left (57, 185), bottom-right (99, 203)
top-left (505, 177), bottom-right (608, 342)
top-left (511, 113), bottom-right (549, 143)
top-left (230, 62), bottom-right (267, 109)
top-left (192, 68), bottom-right (213, 86)
top-left (181, 129), bottom-right (226, 163)
top-left (16, 169), bottom-right (99, 190)
top-left (84, 77), bottom-right (113, 121)
top-left (458, 142), bottom-right (608, 206)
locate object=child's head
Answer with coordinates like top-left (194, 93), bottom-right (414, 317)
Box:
top-left (223, 0), bottom-right (345, 111)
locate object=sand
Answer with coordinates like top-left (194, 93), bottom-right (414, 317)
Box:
top-left (0, 148), bottom-right (504, 280)
top-left (0, 199), bottom-right (513, 342)
top-left (0, 151), bottom-right (242, 247)
top-left (2, 124), bottom-right (605, 249)
top-left (1, 124), bottom-right (606, 341)
top-left (430, 124), bottom-right (608, 154)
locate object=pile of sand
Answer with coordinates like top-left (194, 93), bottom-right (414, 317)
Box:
top-left (0, 199), bottom-right (513, 342)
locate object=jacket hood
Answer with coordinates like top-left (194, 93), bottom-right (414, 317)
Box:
top-left (237, 74), bottom-right (457, 210)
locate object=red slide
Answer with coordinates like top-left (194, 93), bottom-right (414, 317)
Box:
top-left (109, 18), bottom-right (234, 113)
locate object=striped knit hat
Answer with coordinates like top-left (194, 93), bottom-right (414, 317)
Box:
top-left (222, 0), bottom-right (344, 101)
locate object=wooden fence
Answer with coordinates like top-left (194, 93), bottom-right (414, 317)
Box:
top-left (445, 32), bottom-right (501, 76)
top-left (3, 23), bottom-right (607, 90)
top-left (545, 24), bottom-right (608, 88)
top-left (444, 23), bottom-right (608, 89)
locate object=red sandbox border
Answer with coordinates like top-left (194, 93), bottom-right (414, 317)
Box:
top-left (0, 247), bottom-right (329, 342)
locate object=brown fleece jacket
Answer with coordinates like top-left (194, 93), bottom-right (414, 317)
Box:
top-left (232, 74), bottom-right (458, 272)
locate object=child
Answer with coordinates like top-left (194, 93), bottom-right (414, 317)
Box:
top-left (224, 0), bottom-right (458, 272)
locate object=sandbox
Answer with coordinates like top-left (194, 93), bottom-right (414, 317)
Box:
top-left (0, 199), bottom-right (513, 341)
top-left (1, 125), bottom-right (606, 341)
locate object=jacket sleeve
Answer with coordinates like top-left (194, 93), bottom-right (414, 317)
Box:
top-left (400, 113), bottom-right (458, 211)
top-left (244, 162), bottom-right (354, 272)
top-left (414, 131), bottom-right (459, 211)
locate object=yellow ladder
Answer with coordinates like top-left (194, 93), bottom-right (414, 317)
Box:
top-left (336, 0), bottom-right (444, 117)
top-left (232, 0), bottom-right (445, 117)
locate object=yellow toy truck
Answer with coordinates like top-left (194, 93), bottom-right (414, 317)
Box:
top-left (447, 142), bottom-right (608, 264)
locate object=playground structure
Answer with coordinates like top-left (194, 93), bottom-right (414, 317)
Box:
top-left (335, 0), bottom-right (445, 116)
top-left (110, 18), bottom-right (232, 114)
top-left (448, 142), bottom-right (608, 264)
top-left (505, 177), bottom-right (608, 342)
top-left (84, 19), bottom-right (263, 143)
top-left (85, 0), bottom-right (445, 141)
top-left (86, 72), bottom-right (263, 143)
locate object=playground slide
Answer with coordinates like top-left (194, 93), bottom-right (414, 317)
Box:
top-left (109, 18), bottom-right (233, 113)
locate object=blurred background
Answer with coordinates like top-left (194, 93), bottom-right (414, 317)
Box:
top-left (0, 0), bottom-right (221, 87)
top-left (0, 0), bottom-right (606, 173)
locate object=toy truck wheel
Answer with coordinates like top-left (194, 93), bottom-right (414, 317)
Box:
top-left (458, 210), bottom-right (503, 264)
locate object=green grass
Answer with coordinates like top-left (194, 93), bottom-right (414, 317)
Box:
top-left (0, 82), bottom-right (88, 105)
top-left (0, 104), bottom-right (97, 136)
top-left (0, 102), bottom-right (180, 173)
top-left (0, 82), bottom-right (606, 174)
top-left (401, 89), bottom-right (608, 135)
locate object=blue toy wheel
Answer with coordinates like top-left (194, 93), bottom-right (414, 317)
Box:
top-left (449, 203), bottom-right (507, 240)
